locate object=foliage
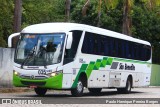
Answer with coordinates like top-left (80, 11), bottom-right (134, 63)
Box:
top-left (0, 0), bottom-right (14, 47)
top-left (131, 4), bottom-right (160, 63)
top-left (22, 0), bottom-right (65, 28)
top-left (71, 0), bottom-right (123, 32)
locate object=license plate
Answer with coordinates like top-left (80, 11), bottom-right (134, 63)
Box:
top-left (29, 85), bottom-right (37, 88)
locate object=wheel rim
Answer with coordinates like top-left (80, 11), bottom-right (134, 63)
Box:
top-left (77, 81), bottom-right (83, 93)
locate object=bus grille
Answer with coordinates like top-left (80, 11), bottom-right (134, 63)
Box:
top-left (21, 81), bottom-right (46, 86)
top-left (20, 75), bottom-right (48, 80)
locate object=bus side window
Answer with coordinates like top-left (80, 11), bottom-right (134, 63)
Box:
top-left (118, 39), bottom-right (123, 58)
top-left (64, 30), bottom-right (82, 65)
top-left (126, 41), bottom-right (129, 59)
top-left (146, 46), bottom-right (151, 61)
top-left (105, 37), bottom-right (110, 56)
top-left (97, 35), bottom-right (101, 55)
top-left (121, 40), bottom-right (126, 58)
top-left (135, 43), bottom-right (139, 60)
top-left (101, 36), bottom-right (107, 56)
top-left (131, 42), bottom-right (134, 59)
top-left (115, 39), bottom-right (119, 57)
top-left (88, 33), bottom-right (94, 54)
top-left (93, 34), bottom-right (98, 54)
top-left (140, 44), bottom-right (144, 60)
top-left (110, 38), bottom-right (114, 56)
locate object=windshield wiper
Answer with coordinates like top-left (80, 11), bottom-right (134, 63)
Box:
top-left (21, 46), bottom-right (36, 69)
top-left (21, 46), bottom-right (47, 69)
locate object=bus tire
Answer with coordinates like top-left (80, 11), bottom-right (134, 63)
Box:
top-left (34, 88), bottom-right (47, 96)
top-left (117, 77), bottom-right (132, 94)
top-left (71, 79), bottom-right (84, 97)
top-left (88, 88), bottom-right (102, 94)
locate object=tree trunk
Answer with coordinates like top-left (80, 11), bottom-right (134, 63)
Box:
top-left (13, 0), bottom-right (22, 48)
top-left (97, 0), bottom-right (102, 27)
top-left (122, 0), bottom-right (132, 36)
top-left (82, 0), bottom-right (90, 17)
top-left (65, 0), bottom-right (71, 22)
top-left (13, 0), bottom-right (22, 32)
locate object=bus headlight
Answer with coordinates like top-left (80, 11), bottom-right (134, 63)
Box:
top-left (13, 70), bottom-right (20, 76)
top-left (50, 72), bottom-right (56, 77)
top-left (48, 70), bottom-right (63, 77)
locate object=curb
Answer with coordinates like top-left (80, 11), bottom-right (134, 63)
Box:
top-left (0, 88), bottom-right (32, 93)
top-left (149, 86), bottom-right (160, 88)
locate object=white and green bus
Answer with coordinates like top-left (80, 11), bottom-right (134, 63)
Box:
top-left (8, 23), bottom-right (152, 96)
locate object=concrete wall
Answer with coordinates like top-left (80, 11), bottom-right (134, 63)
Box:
top-left (150, 64), bottom-right (160, 86)
top-left (0, 48), bottom-right (15, 88)
top-left (0, 47), bottom-right (159, 88)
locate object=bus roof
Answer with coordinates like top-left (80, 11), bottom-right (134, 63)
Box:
top-left (21, 23), bottom-right (151, 46)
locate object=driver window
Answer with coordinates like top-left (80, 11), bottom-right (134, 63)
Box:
top-left (63, 30), bottom-right (83, 65)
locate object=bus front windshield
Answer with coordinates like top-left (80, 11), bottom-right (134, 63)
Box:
top-left (15, 33), bottom-right (66, 66)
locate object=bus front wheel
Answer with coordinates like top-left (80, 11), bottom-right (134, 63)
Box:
top-left (71, 79), bottom-right (84, 97)
top-left (34, 88), bottom-right (47, 96)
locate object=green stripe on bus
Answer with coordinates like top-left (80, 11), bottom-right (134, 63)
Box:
top-left (86, 62), bottom-right (95, 78)
top-left (100, 57), bottom-right (108, 67)
top-left (106, 57), bottom-right (113, 65)
top-left (71, 64), bottom-right (88, 88)
top-left (93, 59), bottom-right (102, 70)
top-left (114, 58), bottom-right (151, 64)
top-left (71, 57), bottom-right (113, 88)
top-left (71, 56), bottom-right (151, 88)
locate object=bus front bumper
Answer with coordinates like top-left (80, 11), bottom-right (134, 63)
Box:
top-left (13, 73), bottom-right (63, 89)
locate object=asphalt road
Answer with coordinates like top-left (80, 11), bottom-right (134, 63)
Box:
top-left (0, 87), bottom-right (160, 105)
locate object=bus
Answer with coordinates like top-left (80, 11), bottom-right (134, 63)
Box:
top-left (8, 23), bottom-right (152, 96)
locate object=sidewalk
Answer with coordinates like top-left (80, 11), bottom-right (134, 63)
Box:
top-left (0, 87), bottom-right (32, 93)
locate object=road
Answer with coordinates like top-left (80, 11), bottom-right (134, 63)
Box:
top-left (0, 87), bottom-right (160, 104)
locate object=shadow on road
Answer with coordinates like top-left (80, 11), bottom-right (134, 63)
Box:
top-left (17, 90), bottom-right (144, 98)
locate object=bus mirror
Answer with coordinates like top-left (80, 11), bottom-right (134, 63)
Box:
top-left (8, 33), bottom-right (20, 48)
top-left (66, 32), bottom-right (73, 49)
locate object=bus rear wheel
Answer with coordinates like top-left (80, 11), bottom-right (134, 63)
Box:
top-left (71, 79), bottom-right (84, 97)
top-left (34, 88), bottom-right (47, 96)
top-left (88, 88), bottom-right (102, 94)
top-left (117, 77), bottom-right (132, 94)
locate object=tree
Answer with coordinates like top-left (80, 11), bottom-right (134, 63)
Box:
top-left (97, 0), bottom-right (119, 27)
top-left (81, 0), bottom-right (119, 27)
top-left (122, 0), bottom-right (134, 36)
top-left (65, 0), bottom-right (71, 22)
top-left (22, 0), bottom-right (65, 26)
top-left (13, 0), bottom-right (22, 32)
top-left (82, 0), bottom-right (90, 17)
top-left (0, 0), bottom-right (14, 47)
top-left (122, 0), bottom-right (160, 36)
top-left (145, 0), bottom-right (160, 10)
top-left (13, 0), bottom-right (22, 48)
top-left (132, 4), bottom-right (160, 64)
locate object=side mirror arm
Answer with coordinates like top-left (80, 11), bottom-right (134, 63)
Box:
top-left (8, 33), bottom-right (20, 48)
top-left (66, 32), bottom-right (73, 49)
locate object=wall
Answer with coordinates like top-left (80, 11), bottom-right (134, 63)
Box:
top-left (150, 64), bottom-right (160, 86)
top-left (0, 48), bottom-right (15, 88)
